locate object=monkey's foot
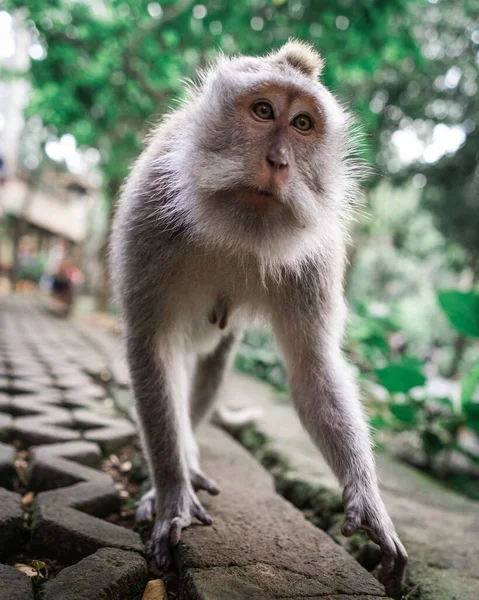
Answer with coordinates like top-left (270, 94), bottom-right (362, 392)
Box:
top-left (149, 490), bottom-right (212, 570)
top-left (213, 405), bottom-right (263, 429)
top-left (190, 468), bottom-right (220, 495)
top-left (136, 488), bottom-right (156, 522)
top-left (342, 487), bottom-right (408, 599)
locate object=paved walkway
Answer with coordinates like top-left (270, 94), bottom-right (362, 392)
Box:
top-left (227, 372), bottom-right (479, 600)
top-left (0, 295), bottom-right (385, 600)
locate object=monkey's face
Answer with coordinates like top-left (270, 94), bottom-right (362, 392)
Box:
top-left (184, 48), bottom-right (357, 265)
top-left (231, 85), bottom-right (326, 213)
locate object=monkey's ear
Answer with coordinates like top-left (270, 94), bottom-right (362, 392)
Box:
top-left (274, 40), bottom-right (324, 80)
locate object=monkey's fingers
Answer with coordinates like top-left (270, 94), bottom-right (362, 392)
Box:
top-left (191, 470), bottom-right (220, 495)
top-left (341, 513), bottom-right (361, 537)
top-left (136, 489), bottom-right (156, 522)
top-left (192, 500), bottom-right (213, 525)
top-left (377, 534), bottom-right (408, 599)
top-left (149, 521), bottom-right (174, 570)
top-left (168, 502), bottom-right (212, 549)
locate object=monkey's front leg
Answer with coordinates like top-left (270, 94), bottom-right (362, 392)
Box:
top-left (127, 332), bottom-right (212, 569)
top-left (272, 310), bottom-right (407, 599)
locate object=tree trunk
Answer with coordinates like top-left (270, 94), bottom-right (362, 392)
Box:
top-left (447, 334), bottom-right (467, 378)
top-left (96, 181), bottom-right (120, 312)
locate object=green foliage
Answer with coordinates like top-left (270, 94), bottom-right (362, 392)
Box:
top-left (235, 329), bottom-right (287, 390)
top-left (438, 290), bottom-right (479, 338)
top-left (389, 403), bottom-right (418, 425)
top-left (375, 359), bottom-right (426, 394)
top-left (377, 0), bottom-right (479, 272)
top-left (362, 287), bottom-right (479, 488)
top-left (5, 0), bottom-right (422, 200)
top-left (346, 301), bottom-right (400, 369)
top-left (461, 362), bottom-right (479, 405)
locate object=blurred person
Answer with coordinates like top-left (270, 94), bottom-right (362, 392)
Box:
top-left (47, 239), bottom-right (83, 314)
top-left (0, 155), bottom-right (7, 185)
top-left (14, 235), bottom-right (42, 292)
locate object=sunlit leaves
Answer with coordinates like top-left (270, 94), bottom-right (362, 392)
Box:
top-left (4, 0), bottom-right (423, 200)
top-left (438, 290), bottom-right (479, 337)
top-left (389, 403), bottom-right (418, 424)
top-left (375, 359), bottom-right (426, 394)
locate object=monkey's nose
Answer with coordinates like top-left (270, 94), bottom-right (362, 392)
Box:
top-left (266, 147), bottom-right (289, 170)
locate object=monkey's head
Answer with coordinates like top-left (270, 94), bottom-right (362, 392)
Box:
top-left (163, 41), bottom-right (360, 267)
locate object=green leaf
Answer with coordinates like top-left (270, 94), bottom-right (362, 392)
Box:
top-left (465, 420), bottom-right (479, 434)
top-left (389, 403), bottom-right (418, 425)
top-left (422, 430), bottom-right (446, 457)
top-left (433, 396), bottom-right (455, 411)
top-left (369, 413), bottom-right (389, 429)
top-left (375, 361), bottom-right (426, 394)
top-left (461, 363), bottom-right (479, 406)
top-left (463, 403), bottom-right (479, 433)
top-left (438, 291), bottom-right (479, 337)
top-left (463, 402), bottom-right (479, 420)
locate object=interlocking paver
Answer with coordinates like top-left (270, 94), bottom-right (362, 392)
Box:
top-left (0, 564), bottom-right (34, 600)
top-left (32, 482), bottom-right (143, 563)
top-left (0, 295), bottom-right (390, 599)
top-left (29, 440), bottom-right (105, 491)
top-left (0, 442), bottom-right (16, 488)
top-left (0, 488), bottom-right (25, 560)
top-left (42, 548), bottom-right (148, 600)
top-left (72, 409), bottom-right (136, 453)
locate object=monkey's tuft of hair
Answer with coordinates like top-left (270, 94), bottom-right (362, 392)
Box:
top-left (273, 40), bottom-right (324, 80)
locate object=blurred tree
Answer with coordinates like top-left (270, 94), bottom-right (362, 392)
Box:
top-left (6, 0), bottom-right (421, 202)
top-left (375, 0), bottom-right (479, 278)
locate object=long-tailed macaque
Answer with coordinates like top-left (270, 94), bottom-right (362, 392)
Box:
top-left (110, 41), bottom-right (407, 598)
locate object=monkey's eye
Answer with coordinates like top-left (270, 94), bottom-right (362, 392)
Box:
top-left (291, 113), bottom-right (313, 133)
top-left (252, 101), bottom-right (275, 120)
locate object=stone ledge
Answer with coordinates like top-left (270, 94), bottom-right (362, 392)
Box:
top-left (226, 371), bottom-right (479, 600)
top-left (0, 564), bottom-right (34, 600)
top-left (42, 548), bottom-right (148, 600)
top-left (0, 488), bottom-right (26, 560)
top-left (0, 442), bottom-right (16, 488)
top-left (176, 426), bottom-right (386, 600)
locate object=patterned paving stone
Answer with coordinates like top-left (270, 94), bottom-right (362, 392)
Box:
top-left (0, 413), bottom-right (13, 442)
top-left (27, 438), bottom-right (142, 564)
top-left (0, 442), bottom-right (16, 488)
top-left (29, 440), bottom-right (105, 491)
top-left (32, 482), bottom-right (143, 564)
top-left (72, 409), bottom-right (136, 454)
top-left (0, 564), bottom-right (34, 600)
top-left (14, 404), bottom-right (80, 445)
top-left (42, 548), bottom-right (148, 600)
top-left (0, 488), bottom-right (25, 560)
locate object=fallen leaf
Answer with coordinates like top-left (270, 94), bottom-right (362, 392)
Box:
top-left (15, 564), bottom-right (37, 578)
top-left (15, 459), bottom-right (28, 485)
top-left (142, 579), bottom-right (167, 600)
top-left (22, 491), bottom-right (35, 506)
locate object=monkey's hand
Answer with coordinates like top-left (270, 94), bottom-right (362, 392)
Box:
top-left (149, 486), bottom-right (213, 570)
top-left (342, 485), bottom-right (407, 599)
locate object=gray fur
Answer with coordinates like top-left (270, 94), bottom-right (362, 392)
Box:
top-left (110, 41), bottom-right (406, 596)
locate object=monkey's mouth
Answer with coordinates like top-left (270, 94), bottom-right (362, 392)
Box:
top-left (237, 186), bottom-right (281, 212)
top-left (254, 188), bottom-right (275, 197)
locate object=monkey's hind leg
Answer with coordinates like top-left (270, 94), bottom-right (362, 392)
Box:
top-left (128, 333), bottom-right (213, 570)
top-left (179, 332), bottom-right (240, 493)
top-left (190, 331), bottom-right (239, 428)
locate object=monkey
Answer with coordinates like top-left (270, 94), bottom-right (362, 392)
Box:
top-left (110, 41), bottom-right (407, 597)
